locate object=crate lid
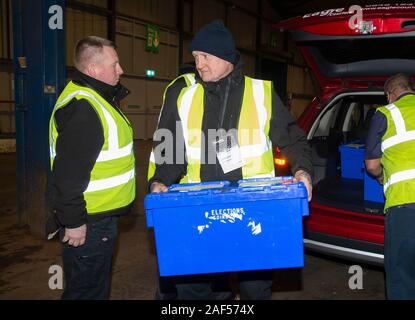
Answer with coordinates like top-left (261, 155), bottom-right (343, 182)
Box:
top-left (339, 143), bottom-right (365, 150)
top-left (144, 176), bottom-right (308, 210)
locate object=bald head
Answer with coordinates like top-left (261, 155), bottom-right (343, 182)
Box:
top-left (384, 73), bottom-right (414, 103)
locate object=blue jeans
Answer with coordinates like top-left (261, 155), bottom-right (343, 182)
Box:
top-left (60, 216), bottom-right (118, 300)
top-left (384, 205), bottom-right (415, 299)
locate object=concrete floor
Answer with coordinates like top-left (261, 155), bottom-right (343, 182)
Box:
top-left (0, 140), bottom-right (386, 300)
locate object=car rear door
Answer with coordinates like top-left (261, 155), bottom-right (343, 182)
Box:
top-left (275, 4), bottom-right (415, 92)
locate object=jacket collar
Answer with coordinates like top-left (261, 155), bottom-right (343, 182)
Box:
top-left (72, 70), bottom-right (129, 103)
top-left (395, 91), bottom-right (415, 102)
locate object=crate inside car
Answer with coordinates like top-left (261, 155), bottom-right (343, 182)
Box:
top-left (145, 177), bottom-right (309, 276)
top-left (364, 171), bottom-right (385, 203)
top-left (339, 144), bottom-right (365, 180)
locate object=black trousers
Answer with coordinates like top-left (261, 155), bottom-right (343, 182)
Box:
top-left (159, 270), bottom-right (273, 300)
top-left (60, 216), bottom-right (118, 300)
top-left (384, 205), bottom-right (415, 299)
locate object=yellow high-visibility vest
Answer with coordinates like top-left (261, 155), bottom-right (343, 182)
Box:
top-left (378, 94), bottom-right (415, 210)
top-left (49, 81), bottom-right (135, 214)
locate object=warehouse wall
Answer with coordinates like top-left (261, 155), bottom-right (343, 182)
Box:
top-left (1, 0), bottom-right (317, 142)
top-left (0, 0), bottom-right (14, 140)
top-left (287, 64), bottom-right (316, 119)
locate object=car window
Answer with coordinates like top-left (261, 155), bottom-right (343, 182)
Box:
top-left (313, 100), bottom-right (341, 137)
top-left (342, 102), bottom-right (363, 133)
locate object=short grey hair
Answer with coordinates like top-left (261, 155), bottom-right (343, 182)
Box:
top-left (74, 36), bottom-right (116, 71)
top-left (384, 73), bottom-right (412, 94)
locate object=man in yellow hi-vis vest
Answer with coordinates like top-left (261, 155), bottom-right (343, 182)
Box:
top-left (148, 20), bottom-right (312, 300)
top-left (366, 73), bottom-right (415, 299)
top-left (47, 36), bottom-right (135, 299)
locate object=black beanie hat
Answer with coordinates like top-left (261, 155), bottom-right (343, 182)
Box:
top-left (189, 20), bottom-right (236, 64)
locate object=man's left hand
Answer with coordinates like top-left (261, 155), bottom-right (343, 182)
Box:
top-left (294, 170), bottom-right (313, 202)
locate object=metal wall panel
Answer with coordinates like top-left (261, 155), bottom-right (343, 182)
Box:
top-left (261, 0), bottom-right (280, 21)
top-left (183, 1), bottom-right (192, 33)
top-left (116, 0), bottom-right (177, 28)
top-left (240, 53), bottom-right (255, 77)
top-left (116, 0), bottom-right (138, 18)
top-left (0, 71), bottom-right (14, 134)
top-left (116, 17), bottom-right (178, 77)
top-left (78, 0), bottom-right (107, 8)
top-left (287, 65), bottom-right (314, 94)
top-left (287, 65), bottom-right (315, 118)
top-left (230, 0), bottom-right (258, 13)
top-left (146, 81), bottom-right (165, 139)
top-left (65, 8), bottom-right (107, 66)
top-left (120, 77), bottom-right (147, 139)
top-left (158, 0), bottom-right (177, 28)
top-left (0, 0), bottom-right (6, 58)
top-left (193, 0), bottom-right (226, 31)
top-left (260, 21), bottom-right (285, 51)
top-left (228, 9), bottom-right (256, 50)
top-left (182, 37), bottom-right (193, 64)
top-left (115, 14), bottom-right (177, 139)
top-left (116, 33), bottom-right (134, 73)
top-left (119, 77), bottom-right (166, 139)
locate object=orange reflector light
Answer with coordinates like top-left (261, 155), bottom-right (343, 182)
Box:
top-left (274, 158), bottom-right (286, 166)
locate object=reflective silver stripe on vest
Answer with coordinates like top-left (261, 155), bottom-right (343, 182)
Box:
top-left (55, 90), bottom-right (132, 162)
top-left (179, 84), bottom-right (201, 160)
top-left (240, 79), bottom-right (272, 158)
top-left (381, 103), bottom-right (415, 151)
top-left (384, 169), bottom-right (415, 193)
top-left (85, 168), bottom-right (135, 193)
top-left (50, 140), bottom-right (56, 160)
top-left (184, 74), bottom-right (196, 86)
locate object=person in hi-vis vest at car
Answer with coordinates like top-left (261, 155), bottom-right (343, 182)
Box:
top-left (148, 20), bottom-right (312, 300)
top-left (366, 73), bottom-right (415, 299)
top-left (47, 36), bottom-right (135, 300)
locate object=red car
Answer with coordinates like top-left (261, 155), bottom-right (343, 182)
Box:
top-left (275, 4), bottom-right (415, 265)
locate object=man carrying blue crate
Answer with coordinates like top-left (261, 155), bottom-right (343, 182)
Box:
top-left (148, 20), bottom-right (313, 300)
top-left (365, 73), bottom-right (415, 299)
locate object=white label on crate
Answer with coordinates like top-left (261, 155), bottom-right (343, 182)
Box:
top-left (197, 207), bottom-right (263, 236)
top-left (197, 224), bottom-right (210, 234)
top-left (205, 208), bottom-right (245, 222)
top-left (247, 220), bottom-right (262, 235)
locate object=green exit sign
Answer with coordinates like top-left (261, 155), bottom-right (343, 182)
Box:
top-left (146, 69), bottom-right (156, 77)
top-left (146, 24), bottom-right (160, 53)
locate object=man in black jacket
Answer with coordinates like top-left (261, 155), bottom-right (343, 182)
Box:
top-left (148, 20), bottom-right (312, 300)
top-left (48, 36), bottom-right (135, 299)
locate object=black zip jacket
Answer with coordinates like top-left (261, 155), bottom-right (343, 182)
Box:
top-left (47, 70), bottom-right (131, 228)
top-left (149, 56), bottom-right (312, 188)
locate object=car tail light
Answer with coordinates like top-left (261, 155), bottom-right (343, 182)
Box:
top-left (274, 157), bottom-right (286, 166)
top-left (274, 147), bottom-right (291, 176)
top-left (274, 147), bottom-right (286, 165)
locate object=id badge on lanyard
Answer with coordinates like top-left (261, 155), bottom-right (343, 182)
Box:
top-left (213, 131), bottom-right (244, 174)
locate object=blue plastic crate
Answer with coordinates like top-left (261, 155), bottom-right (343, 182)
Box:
top-left (364, 171), bottom-right (385, 203)
top-left (145, 177), bottom-right (309, 276)
top-left (339, 144), bottom-right (365, 180)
